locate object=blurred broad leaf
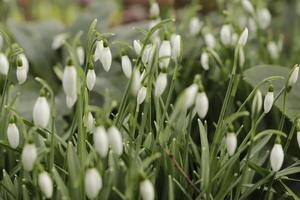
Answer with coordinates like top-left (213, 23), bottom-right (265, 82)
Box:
top-left (244, 65), bottom-right (300, 121)
top-left (8, 20), bottom-right (65, 86)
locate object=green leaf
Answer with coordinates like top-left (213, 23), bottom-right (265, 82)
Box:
top-left (244, 65), bottom-right (300, 121)
top-left (67, 142), bottom-right (81, 189)
top-left (198, 119), bottom-right (210, 193)
top-left (52, 168), bottom-right (70, 199)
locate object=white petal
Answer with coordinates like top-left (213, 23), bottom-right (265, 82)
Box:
top-left (257, 8), bottom-right (271, 30)
top-left (251, 90), bottom-right (262, 115)
top-left (94, 40), bottom-right (104, 62)
top-left (38, 172), bottom-right (53, 198)
top-left (121, 55), bottom-right (132, 79)
top-left (52, 34), bottom-right (66, 50)
top-left (270, 144), bottom-right (284, 171)
top-left (33, 96), bottom-right (50, 128)
top-left (66, 95), bottom-right (77, 108)
top-left (140, 180), bottom-right (155, 200)
top-left (86, 112), bottom-right (95, 132)
top-left (137, 86), bottom-right (147, 105)
top-left (77, 46), bottom-right (85, 65)
top-left (131, 69), bottom-right (142, 96)
top-left (21, 144), bottom-right (37, 171)
top-left (171, 34), bottom-right (181, 59)
top-left (86, 69), bottom-right (96, 91)
top-left (183, 84), bottom-right (198, 110)
top-left (16, 66), bottom-right (27, 84)
top-left (94, 126), bottom-right (109, 157)
top-left (241, 0), bottom-right (254, 14)
top-left (159, 40), bottom-right (171, 69)
top-left (85, 168), bottom-right (102, 199)
top-left (19, 53), bottom-right (29, 73)
top-left (107, 126), bottom-right (123, 156)
top-left (189, 17), bottom-right (202, 36)
top-left (238, 28), bottom-right (248, 46)
top-left (150, 2), bottom-right (160, 18)
top-left (220, 25), bottom-right (232, 46)
top-left (195, 92), bottom-right (209, 118)
top-left (100, 47), bottom-right (112, 72)
top-left (297, 132), bottom-right (300, 149)
top-left (201, 52), bottom-right (209, 70)
top-left (288, 66), bottom-right (299, 86)
top-left (264, 91), bottom-right (274, 113)
top-left (267, 41), bottom-right (279, 60)
top-left (226, 133), bottom-right (237, 156)
top-left (154, 73), bottom-right (167, 97)
top-left (63, 65), bottom-right (77, 97)
top-left (204, 33), bottom-right (215, 49)
top-left (0, 53), bottom-right (9, 75)
top-left (133, 40), bottom-right (142, 55)
top-left (7, 123), bottom-right (19, 149)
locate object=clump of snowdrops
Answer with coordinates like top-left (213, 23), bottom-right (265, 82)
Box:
top-left (1, 0), bottom-right (300, 199)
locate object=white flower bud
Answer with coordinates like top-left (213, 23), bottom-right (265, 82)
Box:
top-left (204, 33), bottom-right (216, 49)
top-left (86, 112), bottom-right (95, 132)
top-left (267, 41), bottom-right (279, 60)
top-left (142, 44), bottom-right (153, 64)
top-left (133, 40), bottom-right (142, 56)
top-left (52, 34), bottom-right (66, 50)
top-left (131, 69), bottom-right (142, 96)
top-left (239, 47), bottom-right (245, 67)
top-left (264, 89), bottom-right (274, 113)
top-left (226, 132), bottom-right (237, 156)
top-left (195, 92), bottom-right (209, 118)
top-left (100, 45), bottom-right (112, 72)
top-left (171, 34), bottom-right (181, 60)
top-left (183, 84), bottom-right (198, 110)
top-left (107, 126), bottom-right (123, 156)
top-left (93, 126), bottom-right (109, 157)
top-left (0, 53), bottom-right (9, 75)
top-left (86, 69), bottom-right (96, 91)
top-left (257, 8), bottom-right (271, 30)
top-left (38, 171), bottom-right (53, 199)
top-left (7, 123), bottom-right (19, 149)
top-left (121, 55), bottom-right (132, 79)
top-left (21, 143), bottom-right (37, 171)
top-left (77, 46), bottom-right (85, 65)
top-left (33, 96), bottom-right (50, 128)
top-left (201, 52), bottom-right (209, 71)
top-left (288, 65), bottom-right (299, 87)
top-left (154, 72), bottom-right (167, 97)
top-left (150, 2), bottom-right (160, 18)
top-left (220, 25), bottom-right (232, 46)
top-left (242, 0), bottom-right (254, 14)
top-left (63, 64), bottom-right (77, 106)
top-left (238, 28), bottom-right (248, 46)
top-left (270, 143), bottom-right (284, 171)
top-left (159, 40), bottom-right (171, 69)
top-left (189, 17), bottom-right (203, 36)
top-left (140, 179), bottom-right (155, 200)
top-left (16, 66), bottom-right (27, 84)
top-left (137, 86), bottom-right (147, 105)
top-left (84, 168), bottom-right (102, 199)
top-left (251, 90), bottom-right (262, 115)
top-left (94, 40), bottom-right (104, 62)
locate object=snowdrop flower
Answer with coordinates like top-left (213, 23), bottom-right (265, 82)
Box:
top-left (150, 2), bottom-right (160, 18)
top-left (94, 126), bottom-right (109, 157)
top-left (77, 46), bottom-right (85, 65)
top-left (107, 126), bottom-right (123, 156)
top-left (133, 40), bottom-right (142, 56)
top-left (220, 25), bottom-right (232, 46)
top-left (270, 142), bottom-right (284, 171)
top-left (201, 52), bottom-right (209, 71)
top-left (242, 0), bottom-right (254, 14)
top-left (238, 28), bottom-right (248, 46)
top-left (100, 42), bottom-right (112, 72)
top-left (121, 55), bottom-right (132, 79)
top-left (94, 40), bottom-right (104, 62)
top-left (182, 84), bottom-right (198, 110)
top-left (131, 69), bottom-right (142, 96)
top-left (142, 44), bottom-right (153, 64)
top-left (171, 34), bottom-right (181, 60)
top-left (7, 123), bottom-right (19, 149)
top-left (267, 41), bottom-right (279, 60)
top-left (85, 168), bottom-right (102, 199)
top-left (21, 143), bottom-right (37, 171)
top-left (204, 33), bottom-right (216, 49)
top-left (264, 85), bottom-right (274, 113)
top-left (52, 33), bottom-right (66, 50)
top-left (231, 33), bottom-right (239, 46)
top-left (19, 53), bottom-right (29, 73)
top-left (251, 90), bottom-right (262, 116)
top-left (288, 65), bottom-right (299, 87)
top-left (86, 112), bottom-right (95, 132)
top-left (86, 68), bottom-right (96, 91)
top-left (38, 171), bottom-right (53, 199)
top-left (154, 72), bottom-right (167, 97)
top-left (63, 61), bottom-right (77, 108)
top-left (140, 179), bottom-right (155, 200)
top-left (16, 58), bottom-right (27, 84)
top-left (257, 8), bottom-right (271, 30)
top-left (159, 40), bottom-right (171, 69)
top-left (0, 53), bottom-right (9, 75)
top-left (195, 91), bottom-right (209, 118)
top-left (189, 17), bottom-right (203, 36)
top-left (33, 94), bottom-right (50, 128)
top-left (137, 86), bottom-right (147, 105)
top-left (226, 132), bottom-right (237, 156)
